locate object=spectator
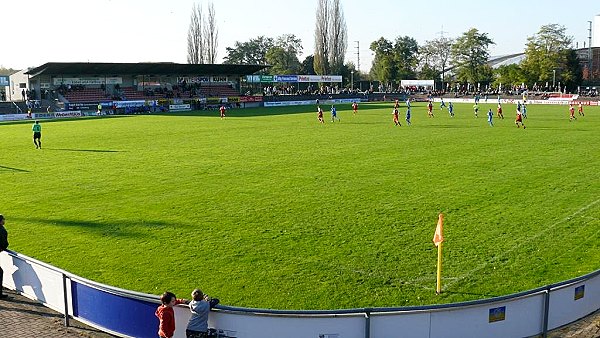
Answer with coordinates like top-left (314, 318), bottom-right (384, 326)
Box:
top-left (186, 289), bottom-right (219, 338)
top-left (156, 291), bottom-right (189, 338)
top-left (0, 214), bottom-right (8, 299)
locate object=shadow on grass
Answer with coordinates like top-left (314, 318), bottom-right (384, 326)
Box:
top-left (422, 124), bottom-right (480, 129)
top-left (0, 115), bottom-right (132, 126)
top-left (151, 102), bottom-right (390, 118)
top-left (0, 165), bottom-right (30, 173)
top-left (442, 290), bottom-right (502, 298)
top-left (11, 216), bottom-right (191, 238)
top-left (45, 148), bottom-right (123, 153)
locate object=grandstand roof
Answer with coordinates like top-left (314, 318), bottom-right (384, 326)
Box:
top-left (487, 53), bottom-right (526, 68)
top-left (26, 62), bottom-right (268, 77)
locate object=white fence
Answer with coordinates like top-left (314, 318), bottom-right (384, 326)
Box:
top-left (1, 249), bottom-right (599, 338)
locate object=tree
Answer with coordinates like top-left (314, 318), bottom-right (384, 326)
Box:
top-left (520, 24), bottom-right (580, 90)
top-left (328, 0), bottom-right (347, 74)
top-left (392, 36), bottom-right (419, 80)
top-left (186, 3), bottom-right (204, 64)
top-left (223, 36), bottom-right (274, 66)
top-left (204, 2), bottom-right (218, 64)
top-left (419, 37), bottom-right (453, 82)
top-left (492, 64), bottom-right (527, 89)
top-left (265, 34), bottom-right (303, 75)
top-left (562, 49), bottom-right (583, 90)
top-left (313, 0), bottom-right (347, 75)
top-left (369, 37), bottom-right (394, 84)
top-left (314, 0), bottom-right (330, 75)
top-left (450, 28), bottom-right (495, 83)
top-left (300, 55), bottom-right (316, 75)
top-left (0, 66), bottom-right (18, 76)
top-left (186, 2), bottom-right (218, 64)
top-left (369, 36), bottom-right (419, 84)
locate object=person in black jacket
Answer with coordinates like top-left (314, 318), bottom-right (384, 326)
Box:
top-left (0, 214), bottom-right (8, 299)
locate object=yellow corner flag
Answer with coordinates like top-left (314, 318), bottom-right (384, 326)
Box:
top-left (433, 213), bottom-right (444, 294)
top-left (433, 213), bottom-right (444, 246)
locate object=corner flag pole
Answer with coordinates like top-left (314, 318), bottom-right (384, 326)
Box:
top-left (436, 241), bottom-right (443, 294)
top-left (433, 213), bottom-right (444, 294)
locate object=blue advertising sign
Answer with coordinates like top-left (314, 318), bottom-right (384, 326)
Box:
top-left (274, 75), bottom-right (298, 82)
top-left (0, 76), bottom-right (9, 86)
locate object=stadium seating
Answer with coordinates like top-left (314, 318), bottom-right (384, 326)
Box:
top-left (63, 88), bottom-right (110, 103)
top-left (61, 85), bottom-right (240, 104)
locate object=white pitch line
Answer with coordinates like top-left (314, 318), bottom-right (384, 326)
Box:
top-left (444, 198), bottom-right (600, 291)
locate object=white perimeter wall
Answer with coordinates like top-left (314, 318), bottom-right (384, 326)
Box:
top-left (2, 250), bottom-right (600, 338)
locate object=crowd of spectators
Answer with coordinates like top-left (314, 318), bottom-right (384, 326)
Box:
top-left (262, 84), bottom-right (370, 97)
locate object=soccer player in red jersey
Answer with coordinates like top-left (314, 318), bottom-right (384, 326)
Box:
top-left (392, 108), bottom-right (401, 126)
top-left (352, 101), bottom-right (358, 115)
top-left (317, 106), bottom-right (324, 123)
top-left (219, 105), bottom-right (226, 119)
top-left (578, 103), bottom-right (584, 116)
top-left (497, 104), bottom-right (504, 119)
top-left (515, 108), bottom-right (526, 128)
top-left (427, 101), bottom-right (434, 118)
top-left (569, 104), bottom-right (576, 121)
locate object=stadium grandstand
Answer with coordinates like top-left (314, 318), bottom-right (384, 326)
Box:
top-left (488, 47), bottom-right (600, 84)
top-left (12, 62), bottom-right (267, 113)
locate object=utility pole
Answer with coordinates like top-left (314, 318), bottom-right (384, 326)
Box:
top-left (437, 25), bottom-right (449, 39)
top-left (589, 21), bottom-right (593, 81)
top-left (355, 41), bottom-right (360, 72)
top-left (437, 26), bottom-right (450, 90)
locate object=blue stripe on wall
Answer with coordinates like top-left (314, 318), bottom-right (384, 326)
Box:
top-left (71, 281), bottom-right (158, 338)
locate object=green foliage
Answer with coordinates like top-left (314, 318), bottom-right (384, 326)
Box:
top-left (265, 35), bottom-right (303, 75)
top-left (300, 55), bottom-right (316, 75)
top-left (562, 49), bottom-right (583, 90)
top-left (392, 36), bottom-right (419, 80)
top-left (492, 64), bottom-right (527, 88)
top-left (370, 36), bottom-right (419, 84)
top-left (451, 28), bottom-right (495, 83)
top-left (369, 37), bottom-right (394, 83)
top-left (224, 35), bottom-right (303, 75)
top-left (1, 104), bottom-right (599, 310)
top-left (520, 24), bottom-right (579, 90)
top-left (223, 36), bottom-right (274, 66)
top-left (419, 37), bottom-right (453, 82)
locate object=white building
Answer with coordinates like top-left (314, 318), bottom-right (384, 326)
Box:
top-left (7, 69), bottom-right (30, 101)
top-left (593, 14), bottom-right (600, 48)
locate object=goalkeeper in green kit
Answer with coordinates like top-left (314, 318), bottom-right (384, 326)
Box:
top-left (32, 120), bottom-right (42, 149)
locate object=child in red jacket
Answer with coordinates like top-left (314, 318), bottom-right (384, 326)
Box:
top-left (156, 291), bottom-right (189, 338)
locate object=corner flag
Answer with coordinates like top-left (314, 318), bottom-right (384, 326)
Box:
top-left (433, 213), bottom-right (444, 246)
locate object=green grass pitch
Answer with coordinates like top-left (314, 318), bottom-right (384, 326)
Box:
top-left (0, 102), bottom-right (599, 310)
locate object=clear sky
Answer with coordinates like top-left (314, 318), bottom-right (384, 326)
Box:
top-left (1, 0), bottom-right (599, 72)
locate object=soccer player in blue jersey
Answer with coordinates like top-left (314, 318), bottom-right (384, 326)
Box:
top-left (405, 106), bottom-right (412, 125)
top-left (448, 102), bottom-right (454, 117)
top-left (487, 108), bottom-right (494, 127)
top-left (331, 105), bottom-right (340, 122)
top-left (440, 98), bottom-right (446, 110)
